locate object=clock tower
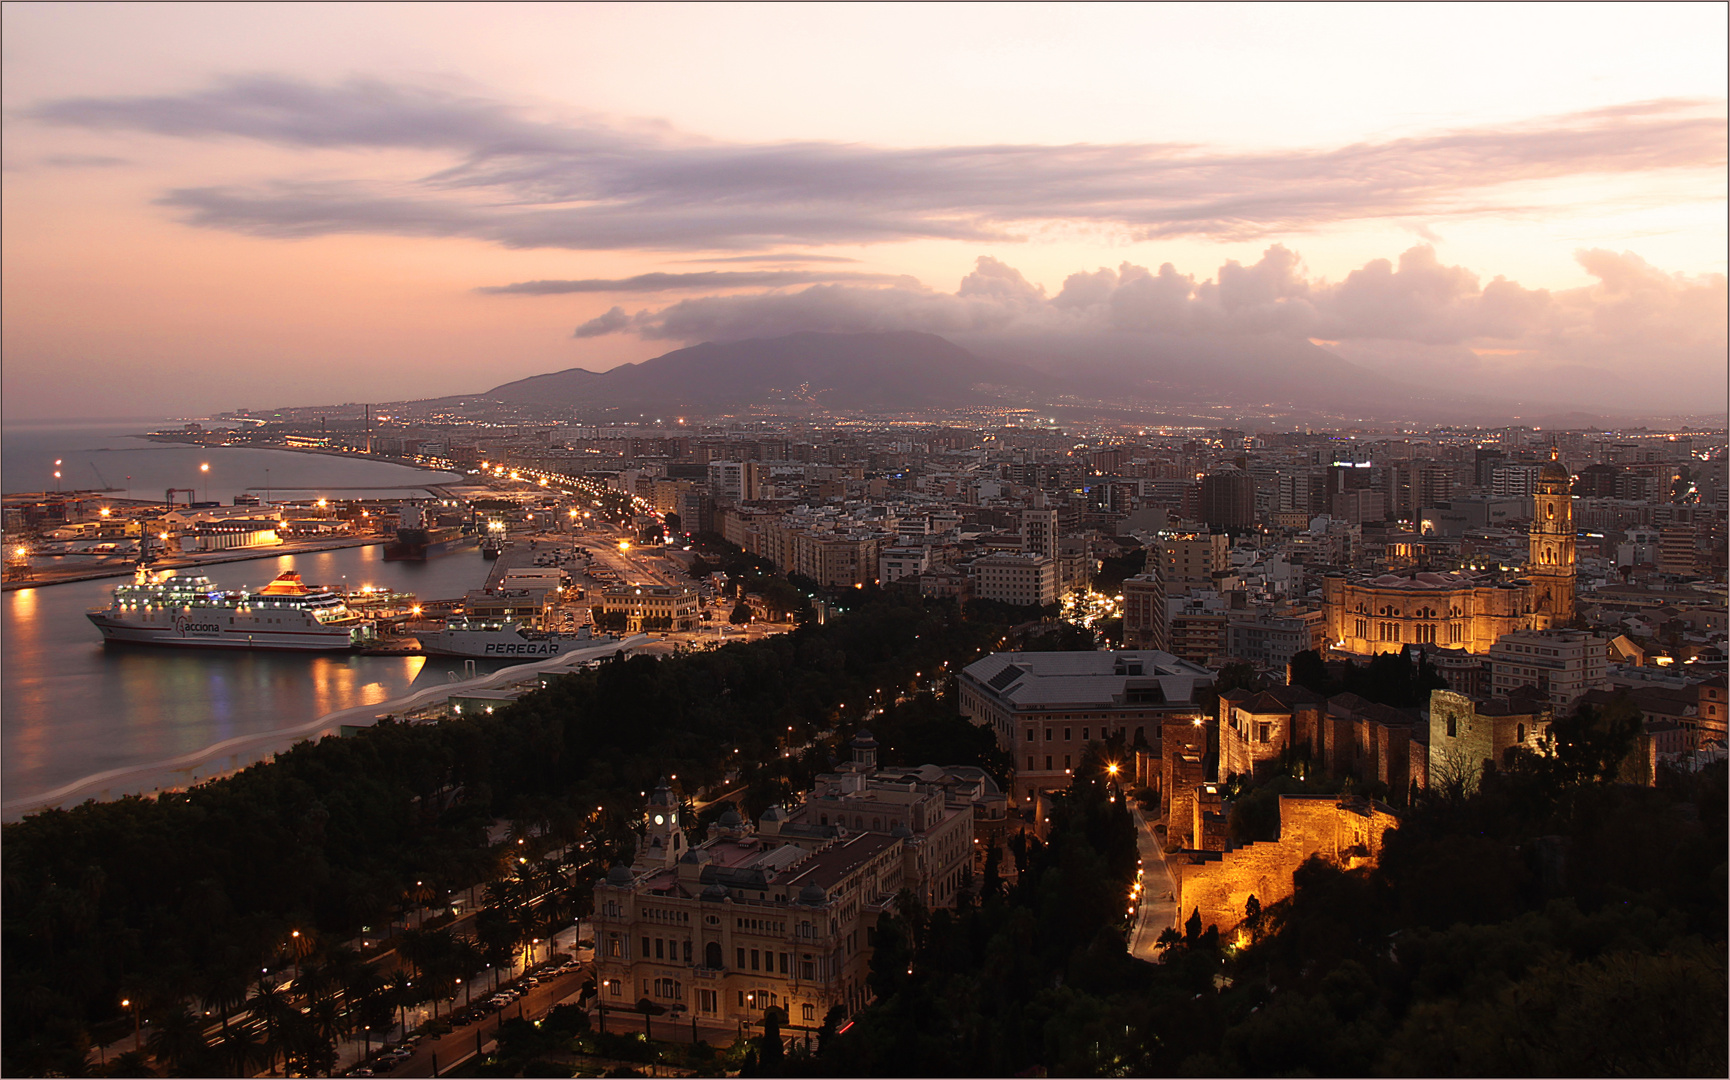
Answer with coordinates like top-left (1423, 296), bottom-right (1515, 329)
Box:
top-left (632, 777), bottom-right (687, 871)
top-left (1527, 446), bottom-right (1576, 627)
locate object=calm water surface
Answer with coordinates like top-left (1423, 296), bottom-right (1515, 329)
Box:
top-left (2, 544), bottom-right (503, 803)
top-left (3, 421), bottom-right (502, 804)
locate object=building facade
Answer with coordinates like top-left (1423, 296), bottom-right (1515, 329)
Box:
top-left (593, 784), bottom-right (900, 1033)
top-left (958, 649), bottom-right (1215, 804)
top-left (1120, 572), bottom-right (1166, 651)
top-left (971, 553), bottom-right (1059, 607)
top-left (1487, 628), bottom-right (1608, 709)
top-left (597, 584), bottom-right (700, 632)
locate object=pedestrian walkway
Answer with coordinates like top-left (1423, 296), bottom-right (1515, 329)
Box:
top-left (1128, 803), bottom-right (1178, 961)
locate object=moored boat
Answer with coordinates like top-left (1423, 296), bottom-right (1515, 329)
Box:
top-left (86, 570), bottom-right (376, 650)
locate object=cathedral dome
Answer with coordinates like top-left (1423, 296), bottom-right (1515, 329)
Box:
top-left (1539, 447), bottom-right (1570, 484)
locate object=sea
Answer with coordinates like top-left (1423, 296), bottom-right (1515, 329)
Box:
top-left (2, 419), bottom-right (504, 814)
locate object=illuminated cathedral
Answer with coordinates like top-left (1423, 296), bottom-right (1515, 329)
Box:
top-left (1323, 448), bottom-right (1575, 655)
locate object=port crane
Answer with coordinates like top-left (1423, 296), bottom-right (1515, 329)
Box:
top-left (165, 488), bottom-right (197, 507)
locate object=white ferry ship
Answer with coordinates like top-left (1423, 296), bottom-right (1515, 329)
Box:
top-left (87, 570), bottom-right (376, 651)
top-left (416, 618), bottom-right (614, 659)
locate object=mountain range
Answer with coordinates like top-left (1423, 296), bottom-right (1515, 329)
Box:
top-left (482, 329), bottom-right (1495, 419)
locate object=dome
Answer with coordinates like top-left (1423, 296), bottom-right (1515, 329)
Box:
top-left (701, 883), bottom-right (728, 901)
top-left (718, 807), bottom-right (743, 827)
top-left (1539, 447), bottom-right (1570, 484)
top-left (851, 729), bottom-right (879, 748)
top-left (678, 848), bottom-right (704, 865)
top-left (605, 863), bottom-right (634, 886)
top-left (760, 804), bottom-right (786, 822)
top-left (799, 884), bottom-right (827, 905)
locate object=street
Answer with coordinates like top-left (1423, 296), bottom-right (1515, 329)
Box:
top-left (1128, 803), bottom-right (1179, 961)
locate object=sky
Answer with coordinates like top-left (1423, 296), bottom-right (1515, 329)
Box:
top-left (2, 2), bottom-right (1725, 421)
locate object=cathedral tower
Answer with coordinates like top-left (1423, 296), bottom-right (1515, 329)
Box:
top-left (1527, 446), bottom-right (1575, 627)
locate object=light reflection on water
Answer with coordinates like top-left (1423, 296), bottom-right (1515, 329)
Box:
top-left (2, 544), bottom-right (496, 804)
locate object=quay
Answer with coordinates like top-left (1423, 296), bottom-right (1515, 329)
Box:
top-left (1, 535), bottom-right (386, 592)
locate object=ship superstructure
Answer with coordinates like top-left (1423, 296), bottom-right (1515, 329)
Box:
top-left (87, 570), bottom-right (376, 650)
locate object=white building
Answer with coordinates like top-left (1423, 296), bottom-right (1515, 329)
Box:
top-left (971, 553), bottom-right (1058, 607)
top-left (878, 545), bottom-right (931, 585)
top-left (1488, 628), bottom-right (1609, 710)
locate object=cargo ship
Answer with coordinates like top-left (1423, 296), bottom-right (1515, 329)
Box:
top-left (384, 503), bottom-right (476, 561)
top-left (87, 570), bottom-right (376, 650)
top-left (416, 618), bottom-right (614, 659)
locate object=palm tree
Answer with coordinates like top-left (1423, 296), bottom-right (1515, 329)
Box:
top-left (214, 1026), bottom-right (264, 1078)
top-left (198, 955), bottom-right (253, 1038)
top-left (144, 1005), bottom-right (209, 1076)
top-left (405, 879), bottom-right (434, 929)
top-left (385, 971), bottom-right (414, 1040)
top-left (247, 978), bottom-right (296, 1077)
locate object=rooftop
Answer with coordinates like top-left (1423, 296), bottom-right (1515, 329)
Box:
top-left (963, 649), bottom-right (1214, 709)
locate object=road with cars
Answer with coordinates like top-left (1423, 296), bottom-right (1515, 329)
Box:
top-left (362, 952), bottom-right (593, 1077)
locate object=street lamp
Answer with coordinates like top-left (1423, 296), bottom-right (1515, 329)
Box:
top-left (200, 462), bottom-right (210, 503)
top-left (121, 997), bottom-right (140, 1051)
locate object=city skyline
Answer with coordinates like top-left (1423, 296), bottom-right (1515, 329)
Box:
top-left (3, 3), bottom-right (1726, 421)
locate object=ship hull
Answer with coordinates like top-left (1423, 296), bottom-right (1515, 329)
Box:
top-left (417, 628), bottom-right (613, 659)
top-left (384, 531), bottom-right (478, 561)
top-left (87, 611), bottom-right (357, 651)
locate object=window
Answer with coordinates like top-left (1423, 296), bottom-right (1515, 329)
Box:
top-left (1045, 756), bottom-right (1052, 770)
top-left (1064, 755), bottom-right (1071, 768)
top-left (803, 1003), bottom-right (816, 1022)
top-left (751, 949), bottom-right (760, 971)
top-left (641, 937), bottom-right (651, 958)
top-left (1082, 728), bottom-right (1090, 740)
top-left (610, 980), bottom-right (622, 997)
top-left (801, 957), bottom-right (816, 980)
top-left (1064, 728), bottom-right (1071, 740)
top-left (780, 952), bottom-right (789, 974)
top-left (607, 935), bottom-right (621, 957)
top-left (1027, 756), bottom-right (1035, 771)
top-left (1517, 723), bottom-right (1526, 742)
top-left (737, 947), bottom-right (746, 969)
top-left (655, 938), bottom-right (664, 960)
top-left (683, 940), bottom-right (692, 964)
top-left (1257, 722), bottom-right (1271, 744)
top-left (1446, 714), bottom-right (1456, 738)
top-left (706, 942), bottom-right (723, 969)
top-left (699, 988), bottom-right (717, 1013)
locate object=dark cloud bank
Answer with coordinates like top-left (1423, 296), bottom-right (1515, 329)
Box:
top-left (27, 76), bottom-right (1725, 250)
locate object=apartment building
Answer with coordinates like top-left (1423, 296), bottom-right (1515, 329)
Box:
top-left (1487, 628), bottom-right (1608, 710)
top-left (971, 553), bottom-right (1058, 607)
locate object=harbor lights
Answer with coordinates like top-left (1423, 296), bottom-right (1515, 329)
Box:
top-left (200, 462), bottom-right (210, 502)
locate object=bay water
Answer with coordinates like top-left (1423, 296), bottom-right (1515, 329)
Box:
top-left (2, 420), bottom-right (501, 812)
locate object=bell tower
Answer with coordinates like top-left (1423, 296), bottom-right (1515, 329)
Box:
top-left (632, 777), bottom-right (686, 871)
top-left (1528, 446), bottom-right (1575, 627)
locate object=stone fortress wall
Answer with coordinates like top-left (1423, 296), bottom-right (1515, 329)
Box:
top-left (1173, 792), bottom-right (1397, 934)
